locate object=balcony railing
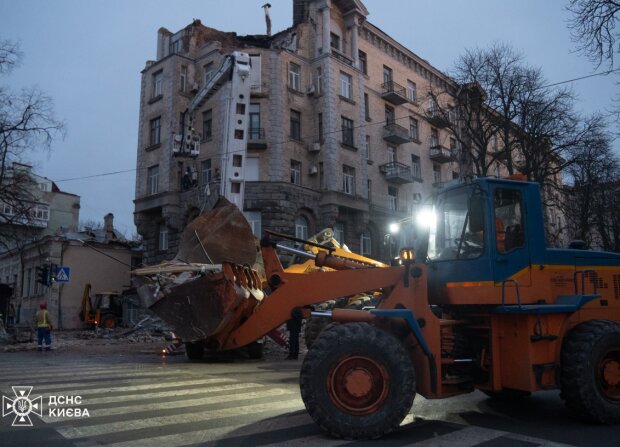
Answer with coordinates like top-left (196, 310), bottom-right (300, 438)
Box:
top-left (331, 49), bottom-right (354, 66)
top-left (383, 122), bottom-right (411, 145)
top-left (379, 162), bottom-right (413, 184)
top-left (247, 128), bottom-right (266, 149)
top-left (429, 145), bottom-right (455, 163)
top-left (426, 108), bottom-right (451, 128)
top-left (381, 81), bottom-right (408, 105)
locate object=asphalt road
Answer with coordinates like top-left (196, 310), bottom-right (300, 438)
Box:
top-left (1, 348), bottom-right (618, 447)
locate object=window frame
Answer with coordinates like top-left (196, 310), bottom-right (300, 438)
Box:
top-left (147, 165), bottom-right (159, 196)
top-left (290, 109), bottom-right (301, 141)
top-left (289, 62), bottom-right (301, 91)
top-left (342, 165), bottom-right (355, 195)
top-left (150, 116), bottom-right (161, 146)
top-left (341, 116), bottom-right (354, 147)
top-left (339, 71), bottom-right (353, 99)
top-left (152, 70), bottom-right (163, 98)
top-left (290, 160), bottom-right (302, 185)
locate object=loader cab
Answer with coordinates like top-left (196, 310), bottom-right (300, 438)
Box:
top-left (422, 177), bottom-right (535, 303)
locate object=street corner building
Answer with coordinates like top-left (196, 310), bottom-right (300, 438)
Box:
top-left (134, 0), bottom-right (472, 265)
top-left (0, 164), bottom-right (142, 329)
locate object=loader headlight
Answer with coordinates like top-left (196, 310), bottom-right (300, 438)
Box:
top-left (400, 247), bottom-right (415, 263)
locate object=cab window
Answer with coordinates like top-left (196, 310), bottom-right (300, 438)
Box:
top-left (494, 189), bottom-right (524, 253)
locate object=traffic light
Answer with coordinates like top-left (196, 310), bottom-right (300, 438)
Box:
top-left (36, 265), bottom-right (50, 286)
top-left (50, 264), bottom-right (57, 283)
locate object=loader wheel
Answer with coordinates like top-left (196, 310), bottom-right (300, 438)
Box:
top-left (561, 319), bottom-right (620, 424)
top-left (300, 322), bottom-right (415, 440)
top-left (304, 317), bottom-right (331, 349)
top-left (185, 342), bottom-right (204, 360)
top-left (100, 314), bottom-right (118, 329)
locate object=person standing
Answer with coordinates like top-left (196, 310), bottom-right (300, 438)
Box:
top-left (34, 303), bottom-right (52, 351)
top-left (286, 308), bottom-right (303, 360)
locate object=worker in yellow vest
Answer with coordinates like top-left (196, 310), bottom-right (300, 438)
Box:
top-left (34, 303), bottom-right (53, 351)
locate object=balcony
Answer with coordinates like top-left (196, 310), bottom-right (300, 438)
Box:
top-left (382, 122), bottom-right (411, 145)
top-left (247, 128), bottom-right (267, 149)
top-left (381, 81), bottom-right (408, 105)
top-left (429, 145), bottom-right (455, 163)
top-left (426, 108), bottom-right (451, 128)
top-left (379, 162), bottom-right (413, 184)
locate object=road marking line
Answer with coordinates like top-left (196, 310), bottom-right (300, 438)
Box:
top-left (105, 413), bottom-right (313, 447)
top-left (56, 398), bottom-right (304, 439)
top-left (402, 425), bottom-right (505, 446)
top-left (43, 388), bottom-right (296, 422)
top-left (32, 377), bottom-right (235, 396)
top-left (48, 382), bottom-right (263, 407)
top-left (0, 369), bottom-right (189, 384)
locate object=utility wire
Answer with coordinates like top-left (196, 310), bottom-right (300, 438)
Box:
top-left (51, 68), bottom-right (620, 183)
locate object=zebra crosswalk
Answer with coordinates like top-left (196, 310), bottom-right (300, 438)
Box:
top-left (0, 355), bottom-right (577, 446)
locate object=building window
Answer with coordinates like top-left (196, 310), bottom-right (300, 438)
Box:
top-left (330, 32), bottom-right (340, 51)
top-left (180, 66), bottom-right (188, 93)
top-left (201, 159), bottom-right (212, 185)
top-left (233, 154), bottom-right (243, 168)
top-left (343, 165), bottom-right (355, 195)
top-left (383, 65), bottom-right (393, 86)
top-left (295, 215), bottom-right (309, 240)
top-left (289, 62), bottom-right (301, 91)
top-left (431, 127), bottom-right (439, 147)
top-left (411, 154), bottom-right (421, 180)
top-left (31, 204), bottom-right (49, 221)
top-left (318, 113), bottom-right (323, 142)
top-left (385, 105), bottom-right (395, 125)
top-left (360, 231), bottom-right (371, 256)
top-left (150, 117), bottom-right (161, 146)
top-left (334, 222), bottom-right (345, 245)
top-left (202, 109), bottom-right (212, 140)
top-left (388, 186), bottom-right (398, 211)
top-left (387, 145), bottom-right (396, 164)
top-left (341, 117), bottom-right (354, 147)
top-left (245, 211), bottom-right (262, 237)
top-left (158, 224), bottom-right (169, 251)
top-left (433, 163), bottom-right (442, 184)
top-left (365, 135), bottom-right (371, 160)
top-left (364, 93), bottom-right (370, 121)
top-left (204, 62), bottom-right (214, 85)
top-left (339, 71), bottom-right (352, 99)
top-left (147, 165), bottom-right (159, 195)
top-left (291, 160), bottom-right (301, 185)
top-left (152, 70), bottom-right (163, 98)
top-left (407, 80), bottom-right (417, 102)
top-left (367, 179), bottom-right (372, 200)
top-left (290, 110), bottom-right (301, 141)
top-left (169, 32), bottom-right (183, 54)
top-left (409, 117), bottom-right (419, 141)
top-left (316, 67), bottom-right (322, 95)
top-left (450, 137), bottom-right (457, 151)
top-left (359, 50), bottom-right (367, 74)
top-left (249, 104), bottom-right (260, 139)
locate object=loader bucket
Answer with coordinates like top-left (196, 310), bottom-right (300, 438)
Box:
top-left (134, 263), bottom-right (264, 343)
top-left (175, 198), bottom-right (258, 266)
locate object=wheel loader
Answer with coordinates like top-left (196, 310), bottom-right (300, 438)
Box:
top-left (134, 177), bottom-right (620, 440)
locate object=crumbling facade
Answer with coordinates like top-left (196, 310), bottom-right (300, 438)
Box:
top-left (134, 0), bottom-right (465, 263)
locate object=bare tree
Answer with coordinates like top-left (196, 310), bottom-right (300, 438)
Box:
top-left (562, 121), bottom-right (620, 250)
top-left (567, 0), bottom-right (620, 128)
top-left (0, 39), bottom-right (65, 251)
top-left (567, 0), bottom-right (620, 68)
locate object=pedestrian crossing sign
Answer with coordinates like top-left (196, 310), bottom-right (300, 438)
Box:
top-left (55, 266), bottom-right (70, 283)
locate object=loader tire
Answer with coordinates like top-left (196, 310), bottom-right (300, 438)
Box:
top-left (561, 319), bottom-right (620, 424)
top-left (300, 322), bottom-right (415, 440)
top-left (304, 317), bottom-right (331, 349)
top-left (185, 342), bottom-right (204, 360)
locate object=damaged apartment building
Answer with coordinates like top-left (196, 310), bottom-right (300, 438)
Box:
top-left (134, 0), bottom-right (464, 264)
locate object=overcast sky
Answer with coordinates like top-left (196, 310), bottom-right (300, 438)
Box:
top-left (1, 0), bottom-right (617, 238)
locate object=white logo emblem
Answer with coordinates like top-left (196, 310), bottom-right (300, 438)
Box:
top-left (2, 386), bottom-right (43, 426)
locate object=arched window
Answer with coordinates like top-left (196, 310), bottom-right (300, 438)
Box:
top-left (295, 215), bottom-right (309, 241)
